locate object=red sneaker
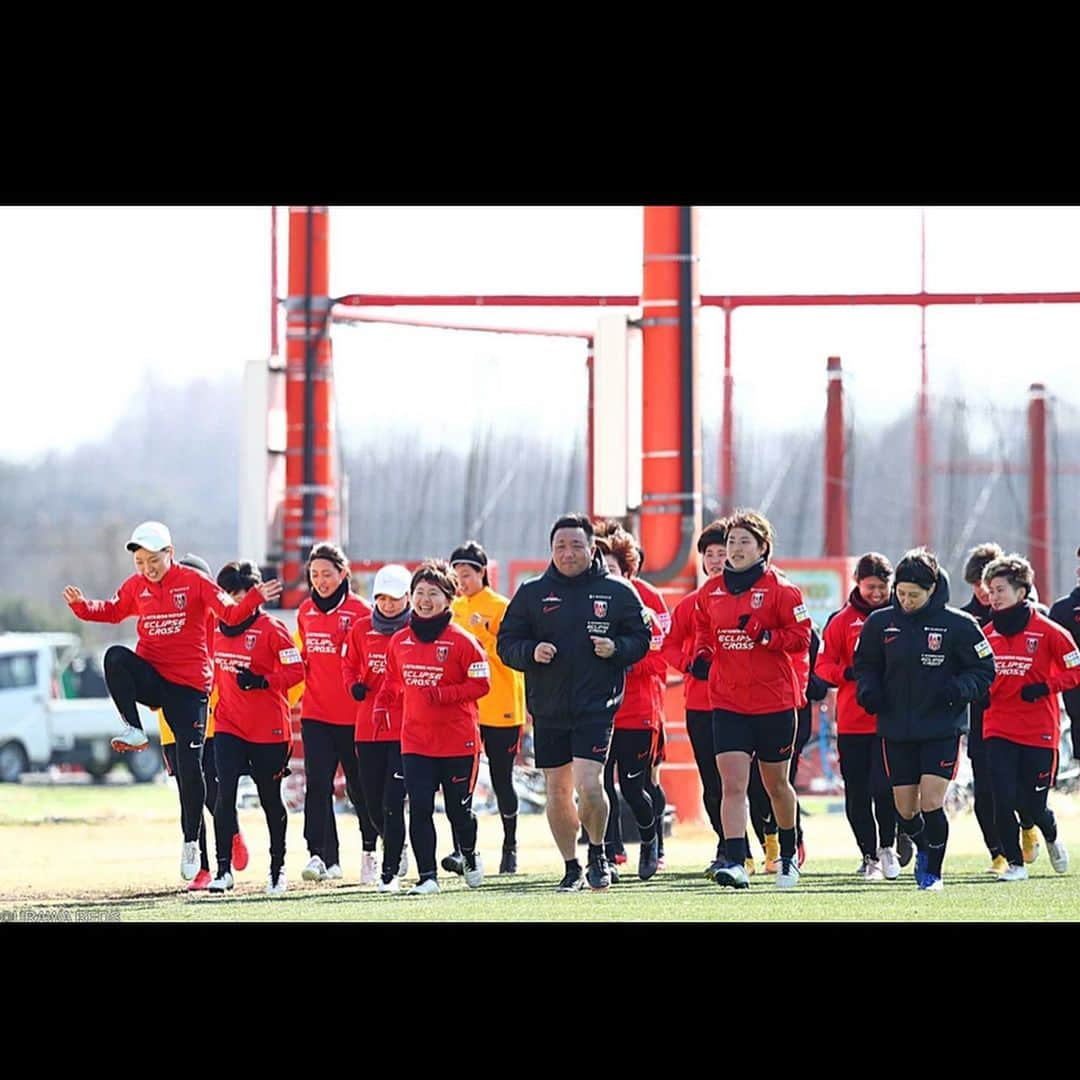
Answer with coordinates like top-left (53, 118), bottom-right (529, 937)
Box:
top-left (232, 831), bottom-right (250, 872)
top-left (187, 868), bottom-right (212, 892)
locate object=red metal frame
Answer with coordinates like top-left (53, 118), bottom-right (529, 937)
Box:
top-left (1028, 384), bottom-right (1052, 595)
top-left (824, 356), bottom-right (848, 557)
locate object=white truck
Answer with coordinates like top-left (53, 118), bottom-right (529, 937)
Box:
top-left (0, 632), bottom-right (160, 783)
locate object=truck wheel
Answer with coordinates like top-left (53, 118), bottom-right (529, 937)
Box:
top-left (85, 760), bottom-right (113, 782)
top-left (126, 746), bottom-right (162, 783)
top-left (0, 742), bottom-right (29, 783)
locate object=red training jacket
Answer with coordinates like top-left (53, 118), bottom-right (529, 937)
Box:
top-left (67, 563), bottom-right (262, 693)
top-left (212, 612), bottom-right (305, 743)
top-left (984, 609), bottom-right (1080, 749)
top-left (614, 578), bottom-right (669, 731)
top-left (342, 615), bottom-right (404, 743)
top-left (296, 592), bottom-right (372, 726)
top-left (816, 601), bottom-right (878, 735)
top-left (693, 566), bottom-right (811, 715)
top-left (374, 621), bottom-right (490, 757)
top-left (661, 584), bottom-right (713, 712)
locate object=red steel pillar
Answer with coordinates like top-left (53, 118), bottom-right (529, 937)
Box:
top-left (1028, 382), bottom-right (1052, 598)
top-left (719, 304), bottom-right (734, 515)
top-left (824, 356), bottom-right (849, 557)
top-left (282, 206), bottom-right (339, 607)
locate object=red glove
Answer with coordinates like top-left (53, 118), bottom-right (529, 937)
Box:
top-left (743, 616), bottom-right (768, 644)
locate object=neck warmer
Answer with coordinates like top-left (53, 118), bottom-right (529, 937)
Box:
top-left (373, 606), bottom-right (411, 636)
top-left (991, 600), bottom-right (1032, 638)
top-left (848, 586), bottom-right (884, 616)
top-left (723, 558), bottom-right (767, 595)
top-left (219, 610), bottom-right (261, 637)
top-left (410, 610), bottom-right (453, 643)
top-left (311, 578), bottom-right (349, 613)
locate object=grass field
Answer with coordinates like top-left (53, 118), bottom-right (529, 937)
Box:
top-left (2, 778), bottom-right (1079, 922)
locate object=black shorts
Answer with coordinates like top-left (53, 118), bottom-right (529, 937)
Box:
top-left (534, 716), bottom-right (614, 769)
top-left (882, 735), bottom-right (961, 787)
top-left (712, 708), bottom-right (798, 763)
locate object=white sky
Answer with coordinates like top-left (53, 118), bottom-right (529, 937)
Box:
top-left (2, 204), bottom-right (1080, 463)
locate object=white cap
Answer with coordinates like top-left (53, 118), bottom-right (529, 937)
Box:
top-left (126, 521), bottom-right (173, 553)
top-left (372, 563), bottom-right (412, 600)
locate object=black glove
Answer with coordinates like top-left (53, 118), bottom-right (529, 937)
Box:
top-left (857, 686), bottom-right (883, 715)
top-left (350, 682), bottom-right (369, 702)
top-left (842, 666), bottom-right (855, 682)
top-left (690, 656), bottom-right (711, 680)
top-left (807, 673), bottom-right (829, 703)
top-left (236, 668), bottom-right (269, 691)
top-left (934, 679), bottom-right (964, 711)
top-left (736, 614), bottom-right (750, 630)
top-left (1020, 682), bottom-right (1050, 703)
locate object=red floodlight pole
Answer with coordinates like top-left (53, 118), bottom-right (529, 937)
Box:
top-left (1028, 383), bottom-right (1052, 597)
top-left (824, 356), bottom-right (848, 557)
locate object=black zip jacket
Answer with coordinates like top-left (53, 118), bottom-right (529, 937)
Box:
top-left (1049, 586), bottom-right (1080, 651)
top-left (496, 552), bottom-right (651, 728)
top-left (853, 570), bottom-right (996, 741)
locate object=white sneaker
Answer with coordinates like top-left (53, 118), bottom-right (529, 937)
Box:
top-left (208, 871), bottom-right (234, 893)
top-left (266, 869), bottom-right (287, 895)
top-left (397, 845), bottom-right (409, 879)
top-left (878, 846), bottom-right (901, 880)
top-left (181, 841), bottom-right (200, 881)
top-left (1048, 839), bottom-right (1069, 874)
top-left (776, 855), bottom-right (801, 889)
top-left (360, 851), bottom-right (379, 885)
top-left (464, 853), bottom-right (484, 889)
top-left (324, 863), bottom-right (343, 880)
top-left (301, 856), bottom-right (327, 882)
top-left (377, 875), bottom-right (401, 894)
top-left (857, 855), bottom-right (884, 881)
top-left (407, 878), bottom-right (441, 896)
top-left (111, 723), bottom-right (149, 752)
top-left (997, 863), bottom-right (1029, 881)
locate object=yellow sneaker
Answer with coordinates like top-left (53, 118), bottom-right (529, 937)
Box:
top-left (764, 833), bottom-right (781, 874)
top-left (744, 857), bottom-right (756, 876)
top-left (989, 854), bottom-right (1009, 875)
top-left (1022, 828), bottom-right (1041, 865)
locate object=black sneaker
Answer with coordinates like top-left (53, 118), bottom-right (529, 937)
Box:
top-left (499, 847), bottom-right (518, 874)
top-left (586, 852), bottom-right (611, 891)
top-left (557, 865), bottom-right (585, 892)
top-left (638, 835), bottom-right (659, 881)
top-left (897, 831), bottom-right (914, 868)
top-left (440, 852), bottom-right (465, 876)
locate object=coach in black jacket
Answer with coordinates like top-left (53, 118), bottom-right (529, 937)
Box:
top-left (497, 513), bottom-right (651, 892)
top-left (853, 548), bottom-right (995, 891)
top-left (1049, 544), bottom-right (1080, 759)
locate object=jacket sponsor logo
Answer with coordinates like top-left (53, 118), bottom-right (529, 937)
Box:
top-left (593, 599), bottom-right (609, 618)
top-left (139, 588), bottom-right (152, 598)
top-left (244, 632), bottom-right (257, 651)
top-left (975, 639), bottom-right (993, 659)
top-left (1026, 636), bottom-right (1039, 655)
top-left (927, 632), bottom-right (942, 651)
top-left (541, 594), bottom-right (562, 604)
top-left (1065, 649), bottom-right (1080, 669)
top-left (793, 603), bottom-right (810, 622)
top-left (173, 591), bottom-right (187, 610)
top-left (709, 586), bottom-right (727, 597)
top-left (751, 590), bottom-right (765, 610)
top-left (279, 647), bottom-right (301, 665)
top-left (542, 605), bottom-right (560, 614)
top-left (436, 644), bottom-right (450, 662)
top-left (467, 660), bottom-right (490, 678)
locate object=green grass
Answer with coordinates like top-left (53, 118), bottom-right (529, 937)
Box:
top-left (0, 777), bottom-right (174, 824)
top-left (8, 854), bottom-right (1079, 923)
